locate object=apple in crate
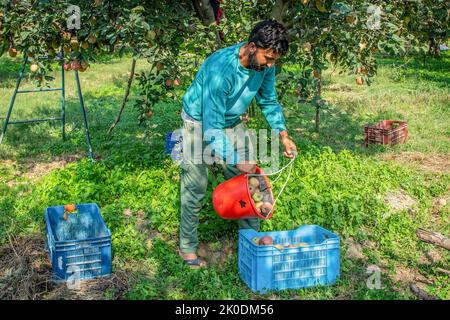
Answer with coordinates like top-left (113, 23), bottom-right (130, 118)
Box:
top-left (258, 236), bottom-right (273, 246)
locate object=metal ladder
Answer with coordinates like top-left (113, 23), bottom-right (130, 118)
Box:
top-left (0, 50), bottom-right (94, 162)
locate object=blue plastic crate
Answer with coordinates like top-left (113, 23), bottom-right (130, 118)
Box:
top-left (238, 225), bottom-right (340, 293)
top-left (45, 203), bottom-right (112, 282)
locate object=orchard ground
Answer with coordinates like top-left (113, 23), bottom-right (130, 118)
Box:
top-left (0, 52), bottom-right (448, 300)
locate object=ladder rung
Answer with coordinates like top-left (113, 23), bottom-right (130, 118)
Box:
top-left (8, 117), bottom-right (63, 124)
top-left (17, 88), bottom-right (63, 93)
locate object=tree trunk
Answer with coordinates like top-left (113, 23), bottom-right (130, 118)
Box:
top-left (108, 59), bottom-right (137, 134)
top-left (416, 228), bottom-right (450, 250)
top-left (192, 0), bottom-right (216, 25)
top-left (243, 99), bottom-right (256, 123)
top-left (428, 37), bottom-right (441, 57)
top-left (192, 0), bottom-right (223, 47)
top-left (315, 70), bottom-right (322, 132)
top-left (315, 105), bottom-right (320, 132)
top-left (249, 99), bottom-right (256, 117)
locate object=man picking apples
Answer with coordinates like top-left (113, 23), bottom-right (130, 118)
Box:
top-left (179, 20), bottom-right (297, 268)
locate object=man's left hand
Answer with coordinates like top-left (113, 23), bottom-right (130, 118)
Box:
top-left (280, 132), bottom-right (298, 158)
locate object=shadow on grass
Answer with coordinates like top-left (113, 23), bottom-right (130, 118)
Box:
top-left (284, 100), bottom-right (395, 156)
top-left (5, 52), bottom-right (443, 166)
top-left (125, 235), bottom-right (251, 300)
top-left (0, 88), bottom-right (183, 168)
top-left (0, 190), bottom-right (19, 241)
top-left (0, 55), bottom-right (24, 86)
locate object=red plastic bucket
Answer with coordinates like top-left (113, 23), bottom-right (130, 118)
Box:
top-left (212, 166), bottom-right (274, 220)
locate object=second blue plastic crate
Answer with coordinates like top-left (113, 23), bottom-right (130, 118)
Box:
top-left (45, 203), bottom-right (112, 282)
top-left (238, 225), bottom-right (340, 293)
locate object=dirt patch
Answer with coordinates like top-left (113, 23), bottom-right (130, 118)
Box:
top-left (433, 197), bottom-right (448, 208)
top-left (0, 234), bottom-right (132, 300)
top-left (327, 83), bottom-right (353, 92)
top-left (344, 237), bottom-right (366, 261)
top-left (23, 161), bottom-right (66, 180)
top-left (385, 189), bottom-right (417, 212)
top-left (128, 210), bottom-right (167, 246)
top-left (426, 249), bottom-right (444, 264)
top-left (4, 155), bottom-right (84, 188)
top-left (43, 270), bottom-right (132, 300)
top-left (132, 210), bottom-right (158, 238)
top-left (391, 264), bottom-right (434, 298)
top-left (123, 208), bottom-right (133, 219)
top-left (0, 234), bottom-right (54, 300)
top-left (379, 152), bottom-right (450, 174)
top-left (392, 265), bottom-right (417, 285)
top-left (363, 240), bottom-right (377, 251)
top-left (22, 154), bottom-right (83, 181)
top-left (426, 194), bottom-right (449, 228)
top-left (0, 159), bottom-right (16, 167)
top-left (432, 195), bottom-right (449, 215)
top-left (197, 239), bottom-right (235, 267)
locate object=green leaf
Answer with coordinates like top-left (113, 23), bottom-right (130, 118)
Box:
top-left (20, 31), bottom-right (31, 39)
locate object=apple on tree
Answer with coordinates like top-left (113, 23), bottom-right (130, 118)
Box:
top-left (9, 47), bottom-right (18, 58)
top-left (30, 63), bottom-right (39, 73)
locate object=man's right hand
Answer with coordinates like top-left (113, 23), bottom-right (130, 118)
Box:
top-left (236, 160), bottom-right (257, 174)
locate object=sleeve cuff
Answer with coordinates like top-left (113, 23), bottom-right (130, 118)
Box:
top-left (272, 124), bottom-right (287, 135)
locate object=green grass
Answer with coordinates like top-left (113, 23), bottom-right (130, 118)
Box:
top-left (0, 52), bottom-right (448, 300)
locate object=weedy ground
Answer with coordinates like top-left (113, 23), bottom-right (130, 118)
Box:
top-left (0, 52), bottom-right (448, 300)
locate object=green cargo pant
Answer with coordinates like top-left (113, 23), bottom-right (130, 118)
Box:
top-left (179, 119), bottom-right (260, 254)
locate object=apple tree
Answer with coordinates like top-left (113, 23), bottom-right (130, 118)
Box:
top-left (0, 0), bottom-right (433, 133)
top-left (261, 0), bottom-right (423, 131)
top-left (401, 0), bottom-right (449, 57)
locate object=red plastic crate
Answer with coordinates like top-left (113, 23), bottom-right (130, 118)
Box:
top-left (364, 120), bottom-right (408, 147)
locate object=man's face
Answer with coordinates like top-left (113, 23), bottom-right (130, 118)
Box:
top-left (247, 43), bottom-right (281, 71)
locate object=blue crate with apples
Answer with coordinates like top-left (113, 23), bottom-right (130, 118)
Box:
top-left (238, 225), bottom-right (340, 293)
top-left (45, 203), bottom-right (112, 282)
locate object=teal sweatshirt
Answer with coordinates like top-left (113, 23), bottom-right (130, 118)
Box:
top-left (182, 42), bottom-right (287, 165)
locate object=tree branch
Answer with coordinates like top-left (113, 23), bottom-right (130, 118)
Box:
top-left (107, 58), bottom-right (137, 134)
top-left (416, 228), bottom-right (450, 250)
top-left (410, 283), bottom-right (440, 300)
top-left (436, 268), bottom-right (450, 276)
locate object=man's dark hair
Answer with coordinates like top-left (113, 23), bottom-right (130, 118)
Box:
top-left (248, 20), bottom-right (289, 55)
